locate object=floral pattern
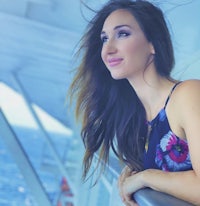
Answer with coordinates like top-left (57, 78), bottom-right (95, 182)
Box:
top-left (155, 131), bottom-right (191, 171)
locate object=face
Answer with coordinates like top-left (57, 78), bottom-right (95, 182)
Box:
top-left (101, 9), bottom-right (155, 81)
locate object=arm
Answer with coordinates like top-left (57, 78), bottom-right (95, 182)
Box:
top-left (142, 169), bottom-right (200, 205)
top-left (120, 80), bottom-right (200, 206)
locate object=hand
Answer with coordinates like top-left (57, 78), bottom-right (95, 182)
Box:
top-left (118, 166), bottom-right (140, 206)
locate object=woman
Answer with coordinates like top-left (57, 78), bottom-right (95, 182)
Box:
top-left (69, 0), bottom-right (200, 205)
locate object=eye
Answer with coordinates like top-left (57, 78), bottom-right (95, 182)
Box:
top-left (100, 35), bottom-right (108, 43)
top-left (117, 30), bottom-right (131, 38)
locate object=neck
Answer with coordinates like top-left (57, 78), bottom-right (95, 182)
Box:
top-left (127, 69), bottom-right (175, 121)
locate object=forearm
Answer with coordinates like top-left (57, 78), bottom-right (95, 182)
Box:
top-left (143, 169), bottom-right (200, 205)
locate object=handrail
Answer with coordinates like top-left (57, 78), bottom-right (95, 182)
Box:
top-left (134, 188), bottom-right (195, 206)
top-left (106, 155), bottom-right (195, 206)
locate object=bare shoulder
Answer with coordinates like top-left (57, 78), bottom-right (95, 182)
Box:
top-left (167, 79), bottom-right (200, 129)
top-left (173, 79), bottom-right (200, 102)
top-left (171, 79), bottom-right (200, 130)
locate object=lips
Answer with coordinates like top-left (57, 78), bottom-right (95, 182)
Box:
top-left (107, 58), bottom-right (123, 67)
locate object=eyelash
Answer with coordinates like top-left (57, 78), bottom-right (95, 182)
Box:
top-left (100, 30), bottom-right (131, 43)
top-left (101, 36), bottom-right (108, 43)
top-left (117, 30), bottom-right (131, 38)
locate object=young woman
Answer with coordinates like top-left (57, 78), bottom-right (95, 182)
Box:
top-left (69, 0), bottom-right (200, 205)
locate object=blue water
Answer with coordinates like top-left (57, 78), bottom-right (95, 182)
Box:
top-left (0, 126), bottom-right (71, 206)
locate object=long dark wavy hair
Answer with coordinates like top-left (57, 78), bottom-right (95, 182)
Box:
top-left (69, 0), bottom-right (175, 180)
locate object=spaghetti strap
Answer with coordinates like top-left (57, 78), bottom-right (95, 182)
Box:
top-left (164, 82), bottom-right (182, 109)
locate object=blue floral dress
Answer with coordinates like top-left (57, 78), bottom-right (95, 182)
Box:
top-left (143, 83), bottom-right (192, 171)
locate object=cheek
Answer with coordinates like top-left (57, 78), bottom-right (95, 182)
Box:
top-left (125, 41), bottom-right (140, 54)
top-left (125, 40), bottom-right (150, 62)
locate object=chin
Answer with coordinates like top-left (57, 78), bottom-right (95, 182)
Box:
top-left (111, 75), bottom-right (122, 80)
top-left (110, 73), bottom-right (126, 80)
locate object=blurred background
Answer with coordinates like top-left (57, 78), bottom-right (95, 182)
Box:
top-left (0, 0), bottom-right (199, 205)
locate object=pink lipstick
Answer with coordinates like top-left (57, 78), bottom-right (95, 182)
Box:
top-left (107, 58), bottom-right (123, 67)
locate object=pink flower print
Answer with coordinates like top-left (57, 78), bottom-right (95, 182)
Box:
top-left (155, 131), bottom-right (191, 171)
top-left (165, 134), bottom-right (188, 163)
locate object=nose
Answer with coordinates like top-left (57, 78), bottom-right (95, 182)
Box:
top-left (103, 39), bottom-right (117, 55)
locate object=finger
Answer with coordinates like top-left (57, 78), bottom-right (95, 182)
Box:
top-left (118, 167), bottom-right (133, 201)
top-left (118, 172), bottom-right (126, 188)
top-left (123, 166), bottom-right (132, 176)
top-left (118, 166), bottom-right (132, 186)
top-left (118, 180), bottom-right (125, 200)
top-left (118, 174), bottom-right (123, 188)
top-left (121, 166), bottom-right (132, 177)
top-left (131, 171), bottom-right (137, 175)
top-left (130, 202), bottom-right (139, 206)
top-left (125, 198), bottom-right (138, 206)
top-left (123, 200), bottom-right (138, 206)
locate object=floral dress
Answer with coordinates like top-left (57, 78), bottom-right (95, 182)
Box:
top-left (143, 83), bottom-right (192, 171)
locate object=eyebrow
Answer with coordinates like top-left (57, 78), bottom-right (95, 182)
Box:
top-left (101, 24), bottom-right (131, 35)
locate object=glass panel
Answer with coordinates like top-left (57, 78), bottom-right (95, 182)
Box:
top-left (0, 83), bottom-right (75, 206)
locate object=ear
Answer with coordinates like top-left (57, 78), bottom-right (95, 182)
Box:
top-left (149, 43), bottom-right (155, 55)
